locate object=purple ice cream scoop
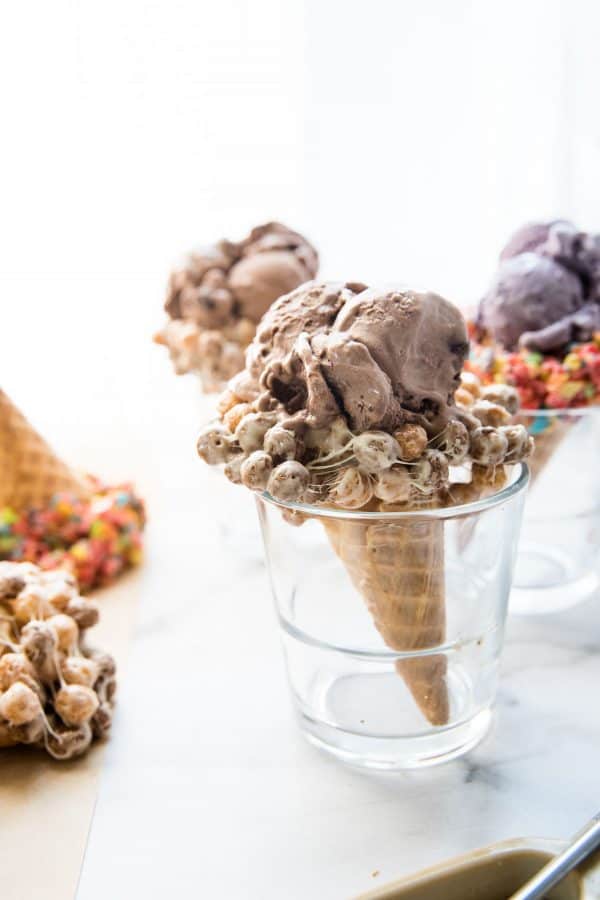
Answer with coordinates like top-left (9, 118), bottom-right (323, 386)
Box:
top-left (499, 220), bottom-right (568, 261)
top-left (480, 220), bottom-right (600, 352)
top-left (519, 302), bottom-right (600, 352)
top-left (543, 222), bottom-right (600, 291)
top-left (479, 253), bottom-right (583, 350)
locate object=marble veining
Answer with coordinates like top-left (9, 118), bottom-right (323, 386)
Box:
top-left (68, 378), bottom-right (600, 900)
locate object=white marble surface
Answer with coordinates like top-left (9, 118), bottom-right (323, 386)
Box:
top-left (2, 270), bottom-right (599, 899)
top-left (4, 3), bottom-right (600, 895)
top-left (72, 375), bottom-right (600, 900)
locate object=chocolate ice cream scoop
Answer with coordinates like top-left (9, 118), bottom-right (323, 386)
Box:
top-left (165, 222), bottom-right (318, 328)
top-left (326, 287), bottom-right (469, 430)
top-left (228, 250), bottom-right (315, 322)
top-left (479, 253), bottom-right (584, 351)
top-left (158, 221), bottom-right (319, 390)
top-left (240, 281), bottom-right (468, 435)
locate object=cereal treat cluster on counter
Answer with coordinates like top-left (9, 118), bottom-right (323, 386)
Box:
top-left (155, 222), bottom-right (318, 391)
top-left (197, 282), bottom-right (533, 513)
top-left (0, 562), bottom-right (116, 760)
top-left (0, 479), bottom-right (145, 592)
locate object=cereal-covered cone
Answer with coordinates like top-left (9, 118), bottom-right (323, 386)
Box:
top-left (323, 509), bottom-right (449, 726)
top-left (0, 390), bottom-right (88, 511)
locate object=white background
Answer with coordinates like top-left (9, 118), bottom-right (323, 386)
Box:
top-left (2, 0), bottom-right (600, 463)
top-left (2, 3), bottom-right (600, 899)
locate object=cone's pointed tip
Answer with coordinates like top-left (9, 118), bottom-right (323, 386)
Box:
top-left (414, 693), bottom-right (450, 728)
top-left (422, 697), bottom-right (451, 727)
top-left (396, 657), bottom-right (451, 727)
top-left (408, 686), bottom-right (450, 727)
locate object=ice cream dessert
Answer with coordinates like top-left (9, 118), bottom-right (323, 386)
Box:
top-left (0, 390), bottom-right (145, 590)
top-left (0, 562), bottom-right (116, 760)
top-left (197, 282), bottom-right (532, 725)
top-left (470, 220), bottom-right (600, 410)
top-left (155, 222), bottom-right (319, 391)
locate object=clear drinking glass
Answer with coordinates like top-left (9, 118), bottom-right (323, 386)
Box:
top-left (511, 408), bottom-right (600, 615)
top-left (256, 465), bottom-right (528, 770)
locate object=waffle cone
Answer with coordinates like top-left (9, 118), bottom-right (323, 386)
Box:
top-left (0, 390), bottom-right (88, 512)
top-left (323, 508), bottom-right (449, 726)
top-left (321, 467), bottom-right (511, 727)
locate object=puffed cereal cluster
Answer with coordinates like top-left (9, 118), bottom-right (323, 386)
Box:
top-left (0, 562), bottom-right (116, 760)
top-left (197, 373), bottom-right (532, 512)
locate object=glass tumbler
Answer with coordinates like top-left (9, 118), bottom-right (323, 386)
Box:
top-left (511, 408), bottom-right (600, 615)
top-left (256, 465), bottom-right (528, 770)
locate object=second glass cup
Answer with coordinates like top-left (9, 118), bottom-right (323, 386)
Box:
top-left (511, 408), bottom-right (600, 615)
top-left (257, 464), bottom-right (528, 770)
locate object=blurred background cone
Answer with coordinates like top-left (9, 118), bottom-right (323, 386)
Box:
top-left (0, 389), bottom-right (88, 512)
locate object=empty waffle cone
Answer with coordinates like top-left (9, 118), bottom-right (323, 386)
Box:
top-left (0, 390), bottom-right (88, 512)
top-left (323, 507), bottom-right (449, 727)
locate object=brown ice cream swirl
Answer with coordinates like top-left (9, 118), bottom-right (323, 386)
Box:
top-left (198, 283), bottom-right (532, 514)
top-left (157, 222), bottom-right (318, 390)
top-left (238, 281), bottom-right (469, 436)
top-left (164, 222), bottom-right (318, 327)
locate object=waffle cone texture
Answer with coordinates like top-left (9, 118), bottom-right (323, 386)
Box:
top-left (323, 512), bottom-right (449, 726)
top-left (320, 469), bottom-right (512, 727)
top-left (0, 390), bottom-right (87, 512)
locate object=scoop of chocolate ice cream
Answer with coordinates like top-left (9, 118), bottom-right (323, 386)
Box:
top-left (164, 222), bottom-right (318, 327)
top-left (479, 253), bottom-right (584, 351)
top-left (228, 250), bottom-right (314, 322)
top-left (239, 281), bottom-right (468, 435)
top-left (165, 247), bottom-right (234, 321)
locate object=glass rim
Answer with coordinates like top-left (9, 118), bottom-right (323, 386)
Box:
top-left (517, 405), bottom-right (600, 418)
top-left (259, 463), bottom-right (529, 522)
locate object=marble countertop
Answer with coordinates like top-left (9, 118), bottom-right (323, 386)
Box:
top-left (2, 315), bottom-right (598, 900)
top-left (73, 379), bottom-right (600, 900)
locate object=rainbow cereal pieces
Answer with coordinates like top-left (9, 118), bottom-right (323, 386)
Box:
top-left (0, 479), bottom-right (145, 592)
top-left (468, 326), bottom-right (600, 410)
